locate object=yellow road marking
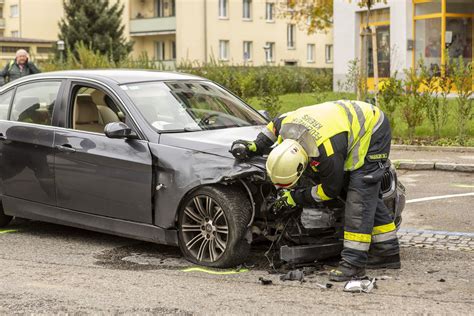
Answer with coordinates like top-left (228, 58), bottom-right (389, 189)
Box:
top-left (182, 267), bottom-right (249, 275)
top-left (452, 184), bottom-right (474, 188)
top-left (0, 229), bottom-right (18, 234)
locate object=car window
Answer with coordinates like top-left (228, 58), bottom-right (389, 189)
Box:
top-left (122, 81), bottom-right (266, 132)
top-left (70, 85), bottom-right (124, 134)
top-left (0, 89), bottom-right (14, 120)
top-left (10, 81), bottom-right (61, 126)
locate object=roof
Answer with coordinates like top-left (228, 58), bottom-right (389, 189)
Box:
top-left (34, 69), bottom-right (205, 84)
top-left (0, 37), bottom-right (55, 44)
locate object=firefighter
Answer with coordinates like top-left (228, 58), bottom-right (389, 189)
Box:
top-left (231, 100), bottom-right (400, 281)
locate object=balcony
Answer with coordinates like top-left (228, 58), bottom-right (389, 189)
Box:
top-left (0, 18), bottom-right (5, 29)
top-left (130, 16), bottom-right (176, 36)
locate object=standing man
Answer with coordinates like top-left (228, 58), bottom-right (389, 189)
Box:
top-left (0, 49), bottom-right (41, 85)
top-left (231, 100), bottom-right (400, 281)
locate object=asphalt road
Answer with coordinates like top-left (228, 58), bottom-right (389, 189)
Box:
top-left (0, 170), bottom-right (473, 314)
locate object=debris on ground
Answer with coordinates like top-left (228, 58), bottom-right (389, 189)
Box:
top-left (343, 278), bottom-right (377, 293)
top-left (280, 269), bottom-right (305, 282)
top-left (426, 269), bottom-right (440, 274)
top-left (376, 275), bottom-right (393, 280)
top-left (438, 278), bottom-right (446, 282)
top-left (314, 282), bottom-right (334, 289)
top-left (258, 277), bottom-right (273, 285)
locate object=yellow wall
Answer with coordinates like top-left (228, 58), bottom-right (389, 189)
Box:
top-left (2, 0), bottom-right (63, 40)
top-left (174, 0), bottom-right (333, 67)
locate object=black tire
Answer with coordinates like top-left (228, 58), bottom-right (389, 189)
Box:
top-left (0, 202), bottom-right (12, 228)
top-left (178, 185), bottom-right (251, 268)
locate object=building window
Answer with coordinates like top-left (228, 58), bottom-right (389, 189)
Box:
top-left (218, 0), bottom-right (228, 18)
top-left (366, 25), bottom-right (390, 78)
top-left (11, 31), bottom-right (19, 38)
top-left (219, 40), bottom-right (229, 60)
top-left (171, 41), bottom-right (176, 60)
top-left (10, 5), bottom-right (19, 18)
top-left (155, 41), bottom-right (165, 60)
top-left (287, 24), bottom-right (296, 48)
top-left (446, 17), bottom-right (473, 62)
top-left (155, 0), bottom-right (175, 18)
top-left (243, 41), bottom-right (252, 61)
top-left (1, 46), bottom-right (29, 53)
top-left (325, 44), bottom-right (333, 63)
top-left (265, 42), bottom-right (274, 62)
top-left (265, 2), bottom-right (274, 21)
top-left (243, 0), bottom-right (252, 20)
top-left (415, 18), bottom-right (441, 72)
top-left (307, 44), bottom-right (315, 62)
top-left (37, 47), bottom-right (54, 54)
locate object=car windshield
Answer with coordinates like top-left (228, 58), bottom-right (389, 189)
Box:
top-left (121, 81), bottom-right (267, 132)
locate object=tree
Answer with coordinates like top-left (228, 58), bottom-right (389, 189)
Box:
top-left (58, 0), bottom-right (133, 63)
top-left (280, 0), bottom-right (387, 34)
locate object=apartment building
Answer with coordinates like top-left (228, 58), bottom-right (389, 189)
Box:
top-left (0, 0), bottom-right (62, 63)
top-left (0, 0), bottom-right (333, 69)
top-left (128, 0), bottom-right (333, 68)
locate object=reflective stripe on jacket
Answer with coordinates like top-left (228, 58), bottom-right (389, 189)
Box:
top-left (264, 100), bottom-right (382, 171)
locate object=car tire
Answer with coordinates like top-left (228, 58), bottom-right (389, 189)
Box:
top-left (0, 202), bottom-right (12, 228)
top-left (178, 185), bottom-right (251, 268)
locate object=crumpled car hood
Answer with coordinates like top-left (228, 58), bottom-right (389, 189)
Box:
top-left (158, 126), bottom-right (265, 159)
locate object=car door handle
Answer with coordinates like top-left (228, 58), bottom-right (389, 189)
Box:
top-left (55, 144), bottom-right (76, 153)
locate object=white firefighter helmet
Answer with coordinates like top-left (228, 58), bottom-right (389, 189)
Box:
top-left (266, 139), bottom-right (308, 188)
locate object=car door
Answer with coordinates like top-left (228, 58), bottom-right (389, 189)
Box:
top-left (0, 80), bottom-right (63, 206)
top-left (53, 80), bottom-right (153, 224)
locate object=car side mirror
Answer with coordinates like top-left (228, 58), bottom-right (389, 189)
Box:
top-left (104, 122), bottom-right (138, 139)
top-left (258, 110), bottom-right (272, 121)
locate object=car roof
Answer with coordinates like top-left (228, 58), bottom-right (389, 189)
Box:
top-left (32, 69), bottom-right (205, 84)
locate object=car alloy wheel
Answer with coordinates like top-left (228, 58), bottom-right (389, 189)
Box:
top-left (181, 195), bottom-right (229, 263)
top-left (178, 185), bottom-right (251, 268)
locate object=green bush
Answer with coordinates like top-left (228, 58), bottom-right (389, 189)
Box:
top-left (449, 57), bottom-right (473, 145)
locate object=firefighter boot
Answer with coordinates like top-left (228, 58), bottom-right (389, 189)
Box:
top-left (329, 260), bottom-right (366, 282)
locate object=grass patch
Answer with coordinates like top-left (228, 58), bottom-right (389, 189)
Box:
top-left (246, 92), bottom-right (473, 145)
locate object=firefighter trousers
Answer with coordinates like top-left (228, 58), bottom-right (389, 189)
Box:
top-left (341, 115), bottom-right (400, 267)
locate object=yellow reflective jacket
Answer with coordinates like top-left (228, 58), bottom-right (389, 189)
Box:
top-left (264, 100), bottom-right (382, 171)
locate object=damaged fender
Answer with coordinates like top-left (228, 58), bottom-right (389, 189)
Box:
top-left (148, 143), bottom-right (266, 229)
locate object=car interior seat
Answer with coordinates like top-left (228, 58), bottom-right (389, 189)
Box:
top-left (74, 95), bottom-right (104, 133)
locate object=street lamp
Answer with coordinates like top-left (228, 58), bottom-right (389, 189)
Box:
top-left (57, 40), bottom-right (65, 64)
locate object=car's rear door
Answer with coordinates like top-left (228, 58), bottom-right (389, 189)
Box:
top-left (0, 80), bottom-right (63, 206)
top-left (53, 80), bottom-right (153, 224)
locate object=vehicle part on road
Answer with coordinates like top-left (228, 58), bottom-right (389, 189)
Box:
top-left (178, 186), bottom-right (251, 268)
top-left (314, 282), bottom-right (334, 289)
top-left (0, 203), bottom-right (12, 228)
top-left (280, 269), bottom-right (305, 282)
top-left (181, 267), bottom-right (249, 275)
top-left (280, 242), bottom-right (343, 265)
top-left (343, 278), bottom-right (377, 293)
top-left (258, 277), bottom-right (273, 285)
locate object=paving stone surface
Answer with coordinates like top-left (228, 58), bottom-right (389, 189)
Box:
top-left (398, 230), bottom-right (474, 252)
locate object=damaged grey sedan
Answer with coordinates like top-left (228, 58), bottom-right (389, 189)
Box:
top-left (0, 70), bottom-right (405, 267)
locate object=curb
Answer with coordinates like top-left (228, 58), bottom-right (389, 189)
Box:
top-left (392, 144), bottom-right (474, 153)
top-left (393, 160), bottom-right (474, 173)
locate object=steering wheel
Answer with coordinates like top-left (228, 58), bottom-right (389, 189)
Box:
top-left (198, 113), bottom-right (220, 126)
